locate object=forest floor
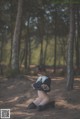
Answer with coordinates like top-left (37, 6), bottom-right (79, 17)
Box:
top-left (0, 71), bottom-right (80, 119)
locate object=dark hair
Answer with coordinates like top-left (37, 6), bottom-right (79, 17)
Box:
top-left (37, 65), bottom-right (46, 72)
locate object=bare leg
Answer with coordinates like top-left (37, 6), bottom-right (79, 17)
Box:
top-left (33, 97), bottom-right (42, 106)
top-left (39, 97), bottom-right (49, 105)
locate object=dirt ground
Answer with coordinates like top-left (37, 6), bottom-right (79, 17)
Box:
top-left (0, 74), bottom-right (80, 119)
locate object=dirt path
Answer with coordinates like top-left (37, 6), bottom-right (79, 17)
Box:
top-left (0, 75), bottom-right (80, 119)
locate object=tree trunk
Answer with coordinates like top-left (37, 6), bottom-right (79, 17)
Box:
top-left (66, 3), bottom-right (75, 90)
top-left (53, 6), bottom-right (57, 73)
top-left (0, 36), bottom-right (4, 75)
top-left (43, 38), bottom-right (48, 65)
top-left (28, 26), bottom-right (31, 69)
top-left (24, 36), bottom-right (28, 72)
top-left (75, 6), bottom-right (80, 69)
top-left (9, 0), bottom-right (14, 67)
top-left (38, 16), bottom-right (44, 66)
top-left (40, 38), bottom-right (44, 65)
top-left (11, 0), bottom-right (23, 72)
top-left (54, 35), bottom-right (57, 73)
top-left (24, 17), bottom-right (30, 73)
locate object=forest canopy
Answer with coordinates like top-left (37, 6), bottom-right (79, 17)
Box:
top-left (0, 0), bottom-right (80, 90)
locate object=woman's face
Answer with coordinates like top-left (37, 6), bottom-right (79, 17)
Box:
top-left (36, 67), bottom-right (46, 76)
top-left (37, 71), bottom-right (45, 76)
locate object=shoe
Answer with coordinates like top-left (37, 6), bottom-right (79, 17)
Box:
top-left (37, 105), bottom-right (47, 111)
top-left (37, 101), bottom-right (55, 111)
top-left (46, 101), bottom-right (55, 108)
top-left (27, 102), bottom-right (37, 109)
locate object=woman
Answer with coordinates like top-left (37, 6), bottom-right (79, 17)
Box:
top-left (27, 66), bottom-right (55, 111)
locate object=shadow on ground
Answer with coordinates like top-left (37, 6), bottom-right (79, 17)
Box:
top-left (0, 75), bottom-right (80, 119)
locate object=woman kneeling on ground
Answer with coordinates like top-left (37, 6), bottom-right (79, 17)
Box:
top-left (27, 65), bottom-right (55, 111)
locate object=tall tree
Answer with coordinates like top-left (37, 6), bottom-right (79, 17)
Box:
top-left (66, 2), bottom-right (75, 90)
top-left (38, 11), bottom-right (45, 66)
top-left (11, 0), bottom-right (23, 72)
top-left (0, 36), bottom-right (4, 75)
top-left (24, 16), bottom-right (30, 73)
top-left (53, 6), bottom-right (57, 73)
top-left (75, 5), bottom-right (80, 69)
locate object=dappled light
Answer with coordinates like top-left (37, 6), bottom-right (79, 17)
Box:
top-left (5, 97), bottom-right (19, 103)
top-left (51, 77), bottom-right (64, 81)
top-left (11, 111), bottom-right (35, 118)
top-left (0, 0), bottom-right (80, 119)
top-left (0, 75), bottom-right (80, 119)
top-left (74, 85), bottom-right (80, 90)
top-left (56, 99), bottom-right (80, 110)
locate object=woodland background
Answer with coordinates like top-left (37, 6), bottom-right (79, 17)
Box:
top-left (0, 0), bottom-right (80, 89)
top-left (0, 1), bottom-right (80, 119)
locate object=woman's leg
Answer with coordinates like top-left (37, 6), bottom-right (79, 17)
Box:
top-left (33, 97), bottom-right (42, 106)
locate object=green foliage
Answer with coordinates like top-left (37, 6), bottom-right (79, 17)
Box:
top-left (2, 41), bottom-right (11, 65)
top-left (0, 0), bottom-right (80, 75)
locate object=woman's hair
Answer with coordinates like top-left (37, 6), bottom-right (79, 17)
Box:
top-left (37, 65), bottom-right (46, 72)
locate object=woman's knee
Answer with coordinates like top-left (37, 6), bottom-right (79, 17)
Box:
top-left (33, 97), bottom-right (42, 106)
top-left (39, 97), bottom-right (49, 105)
